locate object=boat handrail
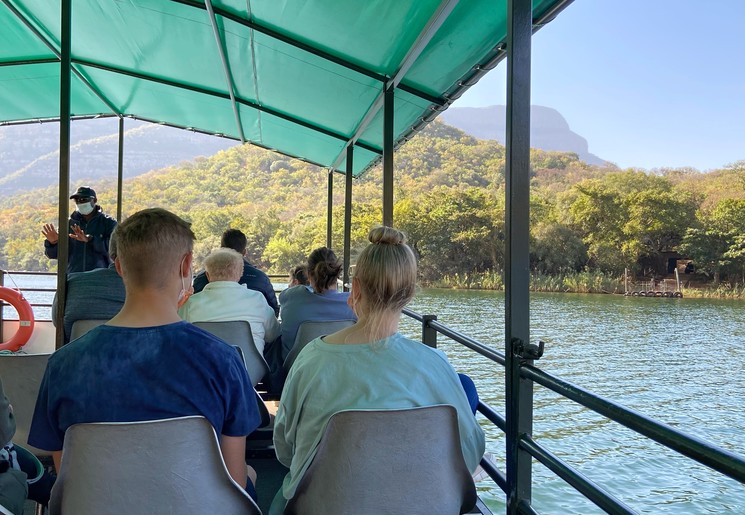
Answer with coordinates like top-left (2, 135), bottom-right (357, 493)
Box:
top-left (402, 307), bottom-right (745, 514)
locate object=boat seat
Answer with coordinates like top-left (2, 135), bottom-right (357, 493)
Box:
top-left (283, 319), bottom-right (355, 373)
top-left (0, 353), bottom-right (52, 456)
top-left (193, 320), bottom-right (270, 387)
top-left (69, 319), bottom-right (107, 341)
top-left (49, 416), bottom-right (261, 515)
top-left (285, 405), bottom-right (477, 515)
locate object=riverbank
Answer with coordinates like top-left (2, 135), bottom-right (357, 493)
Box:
top-left (427, 271), bottom-right (745, 299)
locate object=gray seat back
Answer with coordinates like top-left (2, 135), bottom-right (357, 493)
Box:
top-left (285, 405), bottom-right (477, 515)
top-left (193, 320), bottom-right (269, 387)
top-left (283, 319), bottom-right (355, 373)
top-left (69, 319), bottom-right (107, 341)
top-left (49, 416), bottom-right (260, 515)
top-left (0, 353), bottom-right (51, 456)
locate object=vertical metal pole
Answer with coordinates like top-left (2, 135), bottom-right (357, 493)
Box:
top-left (0, 271), bottom-right (4, 339)
top-left (382, 85), bottom-right (394, 227)
top-left (422, 315), bottom-right (438, 348)
top-left (343, 146), bottom-right (353, 292)
top-left (326, 170), bottom-right (333, 248)
top-left (55, 0), bottom-right (72, 350)
top-left (505, 0), bottom-right (533, 512)
top-left (117, 117), bottom-right (124, 222)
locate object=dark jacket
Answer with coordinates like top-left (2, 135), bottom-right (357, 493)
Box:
top-left (44, 208), bottom-right (117, 275)
top-left (193, 259), bottom-right (280, 317)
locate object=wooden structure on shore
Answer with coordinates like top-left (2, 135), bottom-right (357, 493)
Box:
top-left (624, 268), bottom-right (684, 298)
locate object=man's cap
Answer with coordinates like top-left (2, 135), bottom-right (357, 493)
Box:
top-left (70, 186), bottom-right (96, 199)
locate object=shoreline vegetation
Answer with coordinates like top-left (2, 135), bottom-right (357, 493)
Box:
top-left (1, 122), bottom-right (743, 294)
top-left (428, 271), bottom-right (745, 300)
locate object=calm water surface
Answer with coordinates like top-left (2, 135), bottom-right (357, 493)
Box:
top-left (6, 276), bottom-right (744, 513)
top-left (402, 289), bottom-right (744, 514)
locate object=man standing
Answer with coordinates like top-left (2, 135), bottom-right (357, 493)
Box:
top-left (30, 208), bottom-right (260, 493)
top-left (41, 186), bottom-right (117, 274)
top-left (193, 228), bottom-right (280, 316)
top-left (52, 230), bottom-right (126, 343)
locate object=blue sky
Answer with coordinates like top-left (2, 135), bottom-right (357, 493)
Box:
top-left (454, 1), bottom-right (745, 171)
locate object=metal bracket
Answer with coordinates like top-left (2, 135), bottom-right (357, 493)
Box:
top-left (512, 338), bottom-right (545, 361)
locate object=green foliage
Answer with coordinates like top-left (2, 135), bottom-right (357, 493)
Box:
top-left (0, 119), bottom-right (743, 300)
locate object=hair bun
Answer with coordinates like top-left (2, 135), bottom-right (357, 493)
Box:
top-left (368, 226), bottom-right (407, 245)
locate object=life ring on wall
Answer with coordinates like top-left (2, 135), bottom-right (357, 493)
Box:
top-left (0, 287), bottom-right (35, 352)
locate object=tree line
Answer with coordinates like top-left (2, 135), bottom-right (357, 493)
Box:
top-left (0, 121), bottom-right (743, 287)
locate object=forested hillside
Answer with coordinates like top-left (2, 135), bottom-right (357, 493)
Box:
top-left (1, 121), bottom-right (743, 287)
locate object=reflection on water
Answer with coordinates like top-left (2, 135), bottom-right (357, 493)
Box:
top-left (6, 278), bottom-right (744, 513)
top-left (402, 289), bottom-right (745, 514)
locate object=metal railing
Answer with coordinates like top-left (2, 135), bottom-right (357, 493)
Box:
top-left (402, 307), bottom-right (745, 514)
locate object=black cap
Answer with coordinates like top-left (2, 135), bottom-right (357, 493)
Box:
top-left (70, 186), bottom-right (96, 199)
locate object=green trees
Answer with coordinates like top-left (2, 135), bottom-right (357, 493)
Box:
top-left (0, 120), bottom-right (742, 291)
top-left (681, 199), bottom-right (745, 284)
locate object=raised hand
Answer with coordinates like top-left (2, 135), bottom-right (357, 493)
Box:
top-left (69, 224), bottom-right (91, 243)
top-left (41, 223), bottom-right (59, 244)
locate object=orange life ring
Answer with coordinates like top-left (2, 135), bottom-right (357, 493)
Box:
top-left (0, 287), bottom-right (35, 352)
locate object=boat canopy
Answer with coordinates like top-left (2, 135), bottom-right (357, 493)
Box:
top-left (1, 0), bottom-right (568, 176)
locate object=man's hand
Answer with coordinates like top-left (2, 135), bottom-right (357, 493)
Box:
top-left (41, 223), bottom-right (59, 244)
top-left (69, 224), bottom-right (91, 243)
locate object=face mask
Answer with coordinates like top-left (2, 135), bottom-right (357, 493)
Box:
top-left (77, 202), bottom-right (94, 216)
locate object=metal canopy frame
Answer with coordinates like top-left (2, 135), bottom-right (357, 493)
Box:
top-left (2, 0), bottom-right (572, 177)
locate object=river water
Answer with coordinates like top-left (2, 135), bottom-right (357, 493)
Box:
top-left (402, 289), bottom-right (745, 514)
top-left (5, 276), bottom-right (744, 513)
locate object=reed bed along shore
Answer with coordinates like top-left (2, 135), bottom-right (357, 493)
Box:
top-left (429, 272), bottom-right (745, 299)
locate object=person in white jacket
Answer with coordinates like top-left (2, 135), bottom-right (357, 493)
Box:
top-left (179, 248), bottom-right (279, 355)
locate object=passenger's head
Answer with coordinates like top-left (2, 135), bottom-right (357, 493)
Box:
top-left (115, 208), bottom-right (195, 290)
top-left (307, 247), bottom-right (342, 293)
top-left (351, 226), bottom-right (416, 316)
top-left (204, 248), bottom-right (243, 283)
top-left (289, 264), bottom-right (309, 287)
top-left (221, 229), bottom-right (248, 256)
top-left (108, 228), bottom-right (118, 261)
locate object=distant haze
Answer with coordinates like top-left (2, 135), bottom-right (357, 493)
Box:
top-left (439, 105), bottom-right (608, 166)
top-left (0, 119), bottom-right (237, 196)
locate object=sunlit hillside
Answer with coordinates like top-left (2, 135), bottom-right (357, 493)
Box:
top-left (1, 121), bottom-right (743, 286)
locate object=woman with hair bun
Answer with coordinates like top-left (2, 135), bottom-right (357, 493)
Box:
top-left (270, 227), bottom-right (485, 514)
top-left (275, 247), bottom-right (356, 364)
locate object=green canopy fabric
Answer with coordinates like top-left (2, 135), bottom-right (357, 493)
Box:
top-left (0, 0), bottom-right (571, 176)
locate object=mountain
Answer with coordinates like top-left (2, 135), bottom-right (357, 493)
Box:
top-left (439, 105), bottom-right (608, 166)
top-left (0, 119), bottom-right (237, 196)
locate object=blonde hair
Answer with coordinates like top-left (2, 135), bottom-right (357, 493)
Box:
top-left (115, 208), bottom-right (194, 288)
top-left (354, 226), bottom-right (417, 316)
top-left (204, 248), bottom-right (243, 282)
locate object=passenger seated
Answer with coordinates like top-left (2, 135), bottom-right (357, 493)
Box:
top-left (270, 227), bottom-right (485, 514)
top-left (0, 378), bottom-right (54, 511)
top-left (192, 228), bottom-right (279, 316)
top-left (269, 247), bottom-right (356, 367)
top-left (1, 377), bottom-right (27, 515)
top-left (278, 264), bottom-right (309, 305)
top-left (52, 229), bottom-right (126, 343)
top-left (29, 208), bottom-right (261, 497)
top-left (179, 248), bottom-right (280, 355)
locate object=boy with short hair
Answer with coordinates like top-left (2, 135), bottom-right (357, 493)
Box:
top-left (30, 208), bottom-right (260, 491)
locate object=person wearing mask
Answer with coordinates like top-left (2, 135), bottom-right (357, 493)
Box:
top-left (30, 208), bottom-right (261, 499)
top-left (41, 186), bottom-right (117, 274)
top-left (270, 227), bottom-right (485, 513)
